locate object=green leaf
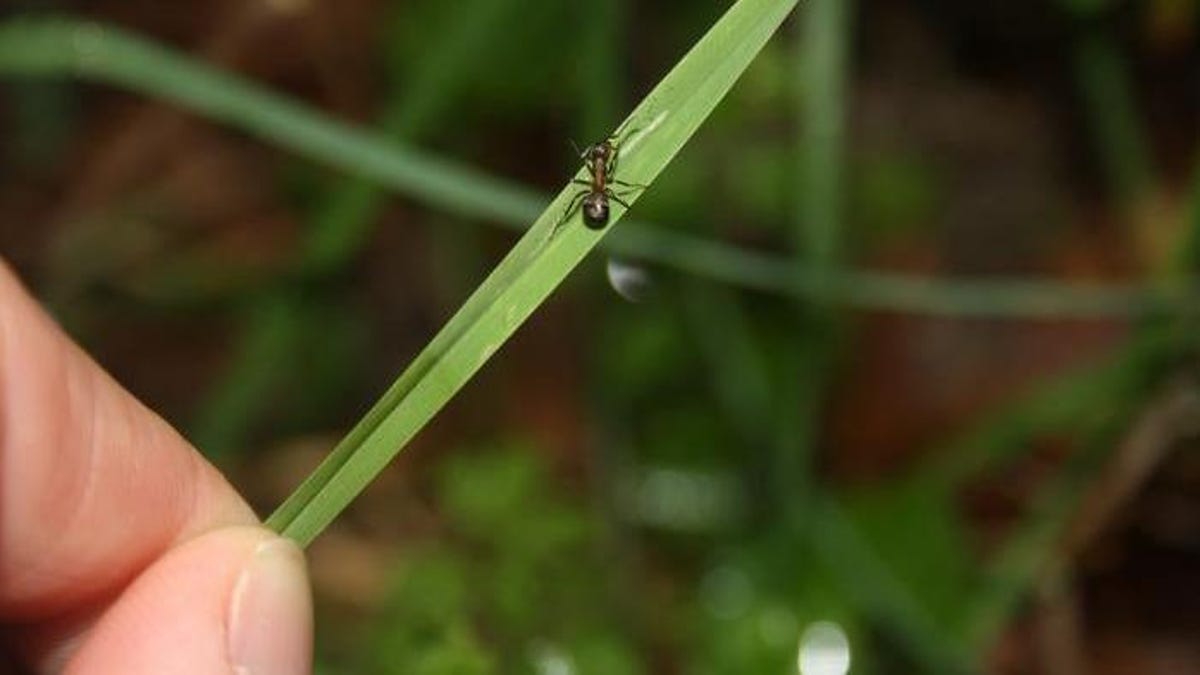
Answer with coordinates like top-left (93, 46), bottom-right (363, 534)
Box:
top-left (263, 0), bottom-right (800, 544)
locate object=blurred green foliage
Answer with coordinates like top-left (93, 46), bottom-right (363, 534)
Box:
top-left (355, 446), bottom-right (640, 675)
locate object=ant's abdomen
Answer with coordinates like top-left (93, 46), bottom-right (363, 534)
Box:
top-left (583, 194), bottom-right (610, 229)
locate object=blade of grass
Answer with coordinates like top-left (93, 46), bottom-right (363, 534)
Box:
top-left (575, 0), bottom-right (624, 142)
top-left (680, 283), bottom-right (773, 450)
top-left (0, 16), bottom-right (1194, 320)
top-left (190, 292), bottom-right (306, 458)
top-left (796, 0), bottom-right (849, 273)
top-left (913, 329), bottom-right (1171, 490)
top-left (960, 393), bottom-right (1138, 649)
top-left (190, 0), bottom-right (520, 459)
top-left (263, 0), bottom-right (801, 544)
top-left (787, 5), bottom-right (978, 667)
top-left (965, 380), bottom-right (1200, 649)
top-left (1072, 32), bottom-right (1154, 210)
top-left (808, 497), bottom-right (974, 672)
top-left (1171, 156), bottom-right (1200, 275)
top-left (781, 0), bottom-right (852, 506)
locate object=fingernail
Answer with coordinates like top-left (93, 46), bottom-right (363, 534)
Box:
top-left (228, 538), bottom-right (312, 675)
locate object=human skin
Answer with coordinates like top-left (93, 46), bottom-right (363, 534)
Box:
top-left (0, 259), bottom-right (312, 674)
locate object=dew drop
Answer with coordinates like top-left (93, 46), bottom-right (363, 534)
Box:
top-left (606, 257), bottom-right (653, 303)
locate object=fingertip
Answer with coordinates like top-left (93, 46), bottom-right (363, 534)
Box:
top-left (228, 537), bottom-right (312, 675)
top-left (62, 527), bottom-right (312, 675)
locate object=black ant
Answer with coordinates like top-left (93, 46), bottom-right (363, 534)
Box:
top-left (555, 131), bottom-right (645, 234)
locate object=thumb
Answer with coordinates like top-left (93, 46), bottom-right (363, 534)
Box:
top-left (64, 526), bottom-right (312, 675)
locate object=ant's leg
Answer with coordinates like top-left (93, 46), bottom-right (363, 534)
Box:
top-left (572, 179), bottom-right (591, 187)
top-left (613, 184), bottom-right (646, 202)
top-left (609, 124), bottom-right (642, 147)
top-left (611, 178), bottom-right (648, 190)
top-left (553, 190), bottom-right (589, 235)
top-left (607, 190), bottom-right (634, 211)
top-left (606, 124), bottom-right (642, 175)
top-left (560, 190), bottom-right (588, 222)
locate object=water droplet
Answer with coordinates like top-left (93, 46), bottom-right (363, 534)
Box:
top-left (530, 641), bottom-right (575, 675)
top-left (606, 257), bottom-right (653, 303)
top-left (797, 621), bottom-right (851, 675)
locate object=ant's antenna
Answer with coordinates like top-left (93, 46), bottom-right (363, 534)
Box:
top-left (568, 138), bottom-right (585, 159)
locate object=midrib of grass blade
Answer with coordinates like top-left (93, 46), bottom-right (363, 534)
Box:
top-left (267, 0), bottom-right (801, 544)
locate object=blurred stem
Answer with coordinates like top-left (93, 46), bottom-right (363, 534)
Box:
top-left (963, 435), bottom-right (1110, 649)
top-left (1193, 160), bottom-right (1200, 238)
top-left (1171, 157), bottom-right (1200, 274)
top-left (809, 497), bottom-right (975, 673)
top-left (933, 327), bottom-right (1172, 653)
top-left (190, 293), bottom-right (305, 459)
top-left (681, 284), bottom-right (773, 447)
top-left (960, 377), bottom-right (1199, 648)
top-left (913, 332), bottom-right (1168, 490)
top-left (679, 282), bottom-right (778, 520)
top-left (577, 0), bottom-right (623, 142)
top-left (302, 0), bottom-right (516, 274)
top-left (1073, 32), bottom-right (1154, 211)
top-left (782, 0), bottom-right (852, 506)
top-left (788, 7), bottom-right (978, 668)
top-left (797, 0), bottom-right (849, 271)
top-left (1, 18), bottom-right (1196, 320)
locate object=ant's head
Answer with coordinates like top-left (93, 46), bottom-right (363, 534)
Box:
top-left (588, 142), bottom-right (614, 164)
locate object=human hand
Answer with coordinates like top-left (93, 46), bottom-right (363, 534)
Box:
top-left (0, 261), bottom-right (312, 674)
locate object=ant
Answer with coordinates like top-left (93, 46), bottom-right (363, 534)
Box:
top-left (555, 130), bottom-right (645, 234)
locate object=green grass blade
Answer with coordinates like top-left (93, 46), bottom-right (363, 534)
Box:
top-left (796, 0), bottom-right (849, 270)
top-left (576, 0), bottom-right (625, 142)
top-left (1171, 156), bottom-right (1200, 275)
top-left (913, 331), bottom-right (1170, 490)
top-left (1072, 32), bottom-right (1154, 209)
top-left (809, 497), bottom-right (974, 672)
top-left (190, 294), bottom-right (306, 459)
top-left (0, 16), bottom-right (1193, 320)
top-left (263, 0), bottom-right (800, 544)
top-left (781, 0), bottom-right (853, 506)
